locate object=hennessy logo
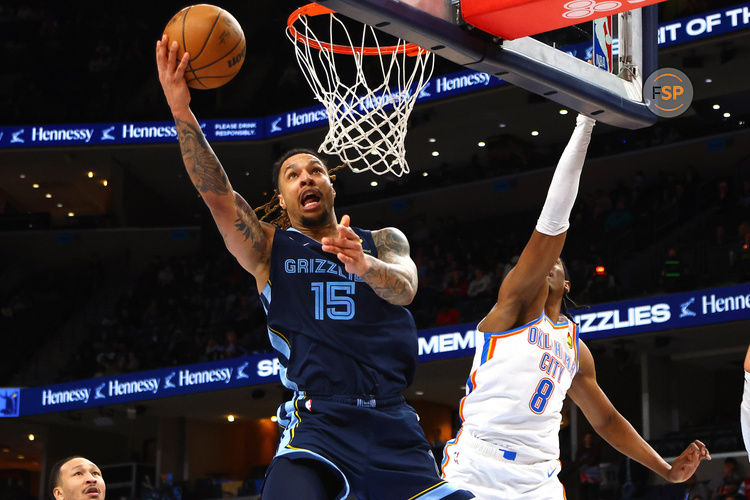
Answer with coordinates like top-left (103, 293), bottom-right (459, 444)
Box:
top-left (679, 297), bottom-right (697, 318)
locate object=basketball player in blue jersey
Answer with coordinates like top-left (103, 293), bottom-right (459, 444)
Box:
top-left (156, 36), bottom-right (473, 500)
top-left (441, 114), bottom-right (711, 499)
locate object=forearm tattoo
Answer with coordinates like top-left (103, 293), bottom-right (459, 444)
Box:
top-left (175, 118), bottom-right (229, 195)
top-left (363, 229), bottom-right (417, 304)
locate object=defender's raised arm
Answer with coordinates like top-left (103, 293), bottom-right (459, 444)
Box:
top-left (481, 114), bottom-right (595, 331)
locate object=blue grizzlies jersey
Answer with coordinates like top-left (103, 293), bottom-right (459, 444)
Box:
top-left (258, 227), bottom-right (418, 397)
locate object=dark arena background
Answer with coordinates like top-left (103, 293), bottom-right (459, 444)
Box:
top-left (1, 1), bottom-right (749, 499)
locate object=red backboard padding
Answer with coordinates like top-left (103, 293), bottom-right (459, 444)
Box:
top-left (461, 0), bottom-right (665, 40)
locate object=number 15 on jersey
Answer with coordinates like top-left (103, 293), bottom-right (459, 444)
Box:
top-left (311, 281), bottom-right (356, 320)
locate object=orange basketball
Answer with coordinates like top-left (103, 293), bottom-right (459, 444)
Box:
top-left (163, 4), bottom-right (245, 89)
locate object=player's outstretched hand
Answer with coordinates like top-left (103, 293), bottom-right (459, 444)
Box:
top-left (321, 215), bottom-right (370, 276)
top-left (156, 35), bottom-right (191, 115)
top-left (666, 440), bottom-right (711, 483)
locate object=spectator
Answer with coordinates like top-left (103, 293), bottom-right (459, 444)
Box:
top-left (685, 473), bottom-right (711, 500)
top-left (157, 264), bottom-right (174, 287)
top-left (444, 269), bottom-right (469, 297)
top-left (575, 432), bottom-right (602, 500)
top-left (710, 457), bottom-right (741, 500)
top-left (467, 267), bottom-right (493, 298)
top-left (738, 478), bottom-right (750, 500)
top-left (739, 179), bottom-right (750, 210)
top-left (706, 224), bottom-right (733, 282)
top-left (126, 351), bottom-right (140, 372)
top-left (204, 338), bottom-right (223, 362)
top-left (604, 197), bottom-right (633, 232)
top-left (435, 300), bottom-right (460, 326)
top-left (223, 330), bottom-right (247, 358)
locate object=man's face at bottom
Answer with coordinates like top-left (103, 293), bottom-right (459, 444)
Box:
top-left (54, 457), bottom-right (105, 500)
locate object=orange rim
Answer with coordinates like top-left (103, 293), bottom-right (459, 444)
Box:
top-left (287, 2), bottom-right (426, 56)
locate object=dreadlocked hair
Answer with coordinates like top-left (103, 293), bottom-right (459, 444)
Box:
top-left (559, 257), bottom-right (589, 324)
top-left (254, 163), bottom-right (348, 229)
top-left (561, 293), bottom-right (586, 324)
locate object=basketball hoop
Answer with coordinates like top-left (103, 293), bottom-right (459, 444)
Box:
top-left (287, 3), bottom-right (434, 177)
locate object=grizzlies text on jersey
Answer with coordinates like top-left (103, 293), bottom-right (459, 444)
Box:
top-left (259, 226), bottom-right (418, 397)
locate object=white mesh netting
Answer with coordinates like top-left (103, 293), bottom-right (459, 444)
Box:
top-left (287, 8), bottom-right (434, 177)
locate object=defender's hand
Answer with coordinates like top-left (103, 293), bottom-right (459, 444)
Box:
top-left (156, 35), bottom-right (191, 116)
top-left (666, 440), bottom-right (710, 483)
top-left (321, 215), bottom-right (371, 276)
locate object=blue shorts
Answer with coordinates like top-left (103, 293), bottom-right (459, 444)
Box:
top-left (270, 393), bottom-right (474, 500)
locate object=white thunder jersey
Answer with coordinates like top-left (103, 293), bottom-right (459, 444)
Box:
top-left (742, 371), bottom-right (750, 463)
top-left (454, 313), bottom-right (579, 463)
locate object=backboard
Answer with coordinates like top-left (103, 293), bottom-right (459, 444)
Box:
top-left (313, 0), bottom-right (660, 129)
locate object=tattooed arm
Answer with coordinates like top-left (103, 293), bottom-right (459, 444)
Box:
top-left (156, 34), bottom-right (273, 284)
top-left (321, 215), bottom-right (417, 306)
top-left (366, 227), bottom-right (419, 305)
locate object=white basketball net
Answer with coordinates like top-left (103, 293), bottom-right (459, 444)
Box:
top-left (287, 8), bottom-right (434, 177)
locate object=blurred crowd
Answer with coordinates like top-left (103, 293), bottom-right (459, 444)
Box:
top-left (563, 434), bottom-right (750, 500)
top-left (3, 164), bottom-right (747, 386)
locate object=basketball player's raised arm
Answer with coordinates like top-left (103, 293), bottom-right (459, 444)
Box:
top-left (568, 341), bottom-right (711, 482)
top-left (156, 36), bottom-right (272, 279)
top-left (322, 215), bottom-right (417, 306)
top-left (484, 115), bottom-right (595, 326)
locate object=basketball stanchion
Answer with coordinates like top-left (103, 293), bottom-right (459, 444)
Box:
top-left (287, 3), bottom-right (434, 177)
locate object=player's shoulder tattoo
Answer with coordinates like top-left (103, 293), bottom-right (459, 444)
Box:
top-left (372, 227), bottom-right (410, 258)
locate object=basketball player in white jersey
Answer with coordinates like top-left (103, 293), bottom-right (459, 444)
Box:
top-left (441, 114), bottom-right (711, 499)
top-left (742, 344), bottom-right (750, 462)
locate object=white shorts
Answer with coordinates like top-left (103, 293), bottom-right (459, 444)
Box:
top-left (442, 430), bottom-right (567, 500)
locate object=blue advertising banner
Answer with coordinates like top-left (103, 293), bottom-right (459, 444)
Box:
top-left (574, 282), bottom-right (750, 340)
top-left (658, 3), bottom-right (750, 48)
top-left (414, 70), bottom-right (504, 104)
top-left (265, 103), bottom-right (328, 137)
top-left (1, 4), bottom-right (748, 150)
top-left (5, 282), bottom-right (747, 417)
top-left (16, 355), bottom-right (277, 417)
top-left (0, 118), bottom-right (263, 149)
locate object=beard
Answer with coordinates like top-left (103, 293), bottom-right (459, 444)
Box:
top-left (300, 207), bottom-right (331, 227)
